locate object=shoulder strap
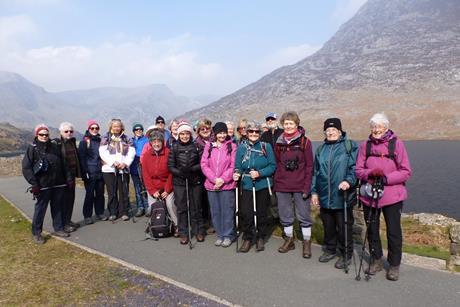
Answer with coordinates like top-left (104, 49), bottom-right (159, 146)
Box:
top-left (227, 142), bottom-right (232, 155)
top-left (365, 140), bottom-right (372, 159)
top-left (261, 142), bottom-right (267, 157)
top-left (208, 142), bottom-right (213, 157)
top-left (344, 139), bottom-right (352, 155)
top-left (388, 138), bottom-right (396, 160)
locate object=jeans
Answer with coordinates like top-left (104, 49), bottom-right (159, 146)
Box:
top-left (82, 174), bottom-right (105, 218)
top-left (32, 187), bottom-right (65, 235)
top-left (131, 174), bottom-right (148, 210)
top-left (208, 190), bottom-right (236, 240)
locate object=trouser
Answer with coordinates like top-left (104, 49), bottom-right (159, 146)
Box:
top-left (62, 180), bottom-right (76, 225)
top-left (131, 174), bottom-right (148, 210)
top-left (207, 190), bottom-right (236, 240)
top-left (82, 174), bottom-right (105, 218)
top-left (240, 188), bottom-right (270, 241)
top-left (363, 201), bottom-right (403, 266)
top-left (147, 193), bottom-right (178, 226)
top-left (32, 187), bottom-right (65, 235)
top-left (202, 188), bottom-right (212, 227)
top-left (174, 183), bottom-right (205, 237)
top-left (276, 192), bottom-right (312, 228)
top-left (103, 172), bottom-right (130, 217)
top-left (320, 207), bottom-right (354, 258)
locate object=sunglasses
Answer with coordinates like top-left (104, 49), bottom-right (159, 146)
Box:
top-left (247, 129), bottom-right (260, 134)
top-left (64, 130), bottom-right (74, 133)
top-left (156, 121), bottom-right (165, 124)
top-left (38, 133), bottom-right (49, 137)
top-left (90, 126), bottom-right (100, 131)
top-left (134, 128), bottom-right (143, 131)
top-left (237, 127), bottom-right (246, 131)
top-left (199, 127), bottom-right (210, 132)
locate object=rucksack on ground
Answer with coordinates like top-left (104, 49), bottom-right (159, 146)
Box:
top-left (145, 199), bottom-right (171, 238)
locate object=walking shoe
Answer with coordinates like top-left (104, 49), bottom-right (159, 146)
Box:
top-left (222, 238), bottom-right (232, 248)
top-left (238, 240), bottom-right (252, 253)
top-left (365, 258), bottom-right (384, 275)
top-left (302, 240), bottom-right (312, 258)
top-left (207, 227), bottom-right (216, 234)
top-left (108, 215), bottom-right (117, 221)
top-left (85, 217), bottom-right (94, 225)
top-left (278, 236), bottom-right (295, 253)
top-left (256, 238), bottom-right (265, 252)
top-left (334, 257), bottom-right (352, 269)
top-left (68, 221), bottom-right (80, 228)
top-left (180, 235), bottom-right (189, 245)
top-left (386, 265), bottom-right (400, 281)
top-left (196, 234), bottom-right (205, 242)
top-left (121, 215), bottom-right (129, 221)
top-left (318, 252), bottom-right (337, 263)
top-left (135, 208), bottom-right (145, 217)
top-left (173, 226), bottom-right (180, 238)
top-left (64, 225), bottom-right (76, 233)
top-left (53, 230), bottom-right (70, 238)
top-left (33, 234), bottom-right (45, 244)
top-left (97, 215), bottom-right (108, 221)
top-left (214, 238), bottom-right (223, 246)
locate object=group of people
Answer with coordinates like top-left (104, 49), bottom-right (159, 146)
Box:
top-left (22, 111), bottom-right (411, 281)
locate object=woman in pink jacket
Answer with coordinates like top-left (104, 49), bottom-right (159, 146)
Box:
top-left (355, 113), bottom-right (412, 281)
top-left (200, 122), bottom-right (237, 247)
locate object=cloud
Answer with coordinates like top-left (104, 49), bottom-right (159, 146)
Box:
top-left (259, 43), bottom-right (322, 73)
top-left (0, 15), bottom-right (37, 47)
top-left (331, 0), bottom-right (367, 26)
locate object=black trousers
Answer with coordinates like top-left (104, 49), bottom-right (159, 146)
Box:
top-left (83, 175), bottom-right (105, 218)
top-left (62, 178), bottom-right (75, 225)
top-left (320, 207), bottom-right (354, 258)
top-left (240, 188), bottom-right (270, 241)
top-left (363, 201), bottom-right (403, 266)
top-left (103, 173), bottom-right (130, 217)
top-left (174, 183), bottom-right (205, 237)
top-left (32, 187), bottom-right (65, 235)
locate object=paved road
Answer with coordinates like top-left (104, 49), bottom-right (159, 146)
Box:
top-left (1, 176), bottom-right (459, 307)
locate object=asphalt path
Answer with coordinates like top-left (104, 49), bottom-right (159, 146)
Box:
top-left (1, 176), bottom-right (459, 307)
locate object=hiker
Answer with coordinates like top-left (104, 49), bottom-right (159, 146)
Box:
top-left (260, 112), bottom-right (283, 150)
top-left (99, 119), bottom-right (135, 221)
top-left (355, 113), bottom-right (412, 281)
top-left (22, 124), bottom-right (71, 244)
top-left (168, 120), bottom-right (206, 244)
top-left (141, 129), bottom-right (179, 236)
top-left (236, 118), bottom-right (249, 144)
top-left (168, 119), bottom-right (179, 147)
top-left (130, 123), bottom-right (149, 217)
top-left (200, 122), bottom-right (237, 247)
top-left (155, 115), bottom-right (171, 144)
top-left (233, 121), bottom-right (276, 252)
top-left (55, 122), bottom-right (82, 233)
top-left (311, 118), bottom-right (358, 267)
top-left (78, 120), bottom-right (106, 224)
top-left (273, 112), bottom-right (314, 258)
top-left (225, 120), bottom-right (237, 143)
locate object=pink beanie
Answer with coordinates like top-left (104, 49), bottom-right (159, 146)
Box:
top-left (34, 124), bottom-right (49, 136)
top-left (87, 120), bottom-right (99, 130)
top-left (177, 120), bottom-right (193, 134)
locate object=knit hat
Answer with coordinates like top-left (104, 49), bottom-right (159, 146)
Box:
top-left (132, 123), bottom-right (144, 131)
top-left (265, 112), bottom-right (277, 120)
top-left (87, 120), bottom-right (99, 130)
top-left (145, 125), bottom-right (157, 138)
top-left (34, 124), bottom-right (49, 136)
top-left (155, 116), bottom-right (165, 124)
top-left (323, 118), bottom-right (342, 131)
top-left (149, 129), bottom-right (164, 143)
top-left (177, 120), bottom-right (193, 134)
top-left (213, 122), bottom-right (228, 135)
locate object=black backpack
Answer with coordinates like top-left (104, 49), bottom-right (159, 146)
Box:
top-left (145, 200), bottom-right (171, 238)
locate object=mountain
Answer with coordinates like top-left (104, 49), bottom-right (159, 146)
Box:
top-left (0, 71), bottom-right (215, 132)
top-left (0, 122), bottom-right (34, 153)
top-left (184, 0), bottom-right (460, 140)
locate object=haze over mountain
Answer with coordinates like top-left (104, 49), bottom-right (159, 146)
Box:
top-left (0, 71), bottom-right (217, 132)
top-left (184, 0), bottom-right (460, 140)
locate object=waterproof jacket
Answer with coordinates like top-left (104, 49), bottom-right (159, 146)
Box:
top-left (78, 131), bottom-right (102, 176)
top-left (200, 139), bottom-right (237, 191)
top-left (22, 138), bottom-right (70, 188)
top-left (274, 132), bottom-right (313, 194)
top-left (130, 135), bottom-right (149, 175)
top-left (261, 128), bottom-right (283, 150)
top-left (355, 130), bottom-right (412, 208)
top-left (99, 132), bottom-right (135, 173)
top-left (55, 136), bottom-right (81, 178)
top-left (234, 140), bottom-right (276, 191)
top-left (168, 139), bottom-right (203, 186)
top-left (140, 146), bottom-right (173, 195)
top-left (311, 134), bottom-right (358, 209)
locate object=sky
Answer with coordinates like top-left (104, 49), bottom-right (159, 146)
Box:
top-left (0, 0), bottom-right (367, 97)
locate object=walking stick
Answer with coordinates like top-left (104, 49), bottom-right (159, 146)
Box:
top-left (121, 171), bottom-right (136, 223)
top-left (235, 185), bottom-right (240, 253)
top-left (185, 178), bottom-right (193, 250)
top-left (343, 190), bottom-right (349, 274)
top-left (252, 179), bottom-right (258, 242)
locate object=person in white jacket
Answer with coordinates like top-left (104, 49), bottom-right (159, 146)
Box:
top-left (99, 119), bottom-right (135, 221)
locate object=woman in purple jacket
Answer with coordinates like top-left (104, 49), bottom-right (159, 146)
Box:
top-left (201, 122), bottom-right (237, 247)
top-left (355, 113), bottom-right (412, 281)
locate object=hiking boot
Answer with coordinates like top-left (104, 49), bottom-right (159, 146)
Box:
top-left (85, 217), bottom-right (94, 225)
top-left (302, 240), bottom-right (312, 258)
top-left (109, 215), bottom-right (117, 221)
top-left (121, 215), bottom-right (129, 221)
top-left (180, 236), bottom-right (189, 245)
top-left (196, 234), bottom-right (205, 242)
top-left (278, 236), bottom-right (295, 253)
top-left (68, 221), bottom-right (80, 228)
top-left (318, 252), bottom-right (337, 263)
top-left (222, 238), bottom-right (232, 248)
top-left (33, 234), bottom-right (45, 244)
top-left (64, 225), bottom-right (76, 233)
top-left (365, 258), bottom-right (384, 275)
top-left (334, 257), bottom-right (352, 269)
top-left (135, 208), bottom-right (145, 217)
top-left (386, 265), bottom-right (400, 281)
top-left (207, 227), bottom-right (216, 234)
top-left (53, 230), bottom-right (70, 238)
top-left (214, 238), bottom-right (223, 246)
top-left (239, 240), bottom-right (252, 253)
top-left (256, 238), bottom-right (265, 252)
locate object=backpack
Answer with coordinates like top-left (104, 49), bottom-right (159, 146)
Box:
top-left (365, 137), bottom-right (397, 161)
top-left (145, 199), bottom-right (171, 238)
top-left (316, 138), bottom-right (353, 157)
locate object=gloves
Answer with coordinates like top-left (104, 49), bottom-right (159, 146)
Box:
top-left (368, 168), bottom-right (385, 179)
top-left (82, 173), bottom-right (90, 182)
top-left (302, 193), bottom-right (309, 200)
top-left (180, 166), bottom-right (192, 173)
top-left (67, 180), bottom-right (75, 189)
top-left (31, 185), bottom-right (40, 196)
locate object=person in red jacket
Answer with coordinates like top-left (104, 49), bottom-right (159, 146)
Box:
top-left (140, 129), bottom-right (178, 236)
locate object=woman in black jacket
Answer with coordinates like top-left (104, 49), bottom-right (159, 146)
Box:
top-left (168, 120), bottom-right (206, 245)
top-left (22, 124), bottom-right (72, 244)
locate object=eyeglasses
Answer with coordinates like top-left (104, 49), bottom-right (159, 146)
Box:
top-left (90, 126), bottom-right (100, 131)
top-left (237, 127), bottom-right (246, 131)
top-left (199, 127), bottom-right (210, 132)
top-left (266, 117), bottom-right (276, 121)
top-left (134, 128), bottom-right (143, 131)
top-left (247, 129), bottom-right (260, 134)
top-left (156, 121), bottom-right (165, 124)
top-left (64, 130), bottom-right (74, 133)
top-left (38, 133), bottom-right (49, 137)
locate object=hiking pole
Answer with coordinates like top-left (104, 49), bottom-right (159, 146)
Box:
top-left (185, 178), bottom-right (193, 250)
top-left (235, 184), bottom-right (240, 253)
top-left (343, 190), bottom-right (349, 274)
top-left (252, 176), bottom-right (258, 246)
top-left (122, 171), bottom-right (136, 223)
top-left (112, 172), bottom-right (118, 224)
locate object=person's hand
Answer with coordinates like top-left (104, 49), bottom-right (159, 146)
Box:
top-left (338, 181), bottom-right (350, 190)
top-left (368, 168), bottom-right (384, 179)
top-left (67, 180), bottom-right (75, 189)
top-left (249, 170), bottom-right (260, 180)
top-left (214, 178), bottom-right (224, 190)
top-left (180, 166), bottom-right (191, 173)
top-left (233, 173), bottom-right (241, 182)
top-left (153, 191), bottom-right (161, 199)
top-left (82, 173), bottom-right (90, 182)
top-left (160, 191), bottom-right (169, 199)
top-left (118, 162), bottom-right (127, 169)
top-left (113, 161), bottom-right (120, 168)
top-left (31, 185), bottom-right (41, 196)
top-left (311, 194), bottom-right (320, 208)
top-left (302, 193), bottom-right (309, 200)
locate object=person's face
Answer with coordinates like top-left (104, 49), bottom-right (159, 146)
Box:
top-left (371, 123), bottom-right (388, 139)
top-left (227, 124), bottom-right (234, 137)
top-left (216, 131), bottom-right (227, 143)
top-left (237, 125), bottom-right (247, 136)
top-left (325, 127), bottom-right (341, 141)
top-left (37, 129), bottom-right (49, 143)
top-left (89, 125), bottom-right (100, 136)
top-left (134, 128), bottom-right (144, 137)
top-left (156, 120), bottom-right (165, 130)
top-left (170, 122), bottom-right (178, 134)
top-left (111, 122), bottom-right (122, 134)
top-left (247, 128), bottom-right (260, 143)
top-left (199, 126), bottom-right (211, 138)
top-left (60, 126), bottom-right (74, 140)
top-left (151, 139), bottom-right (163, 152)
top-left (266, 117), bottom-right (277, 129)
top-left (283, 120), bottom-right (297, 134)
top-left (179, 131), bottom-right (191, 143)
